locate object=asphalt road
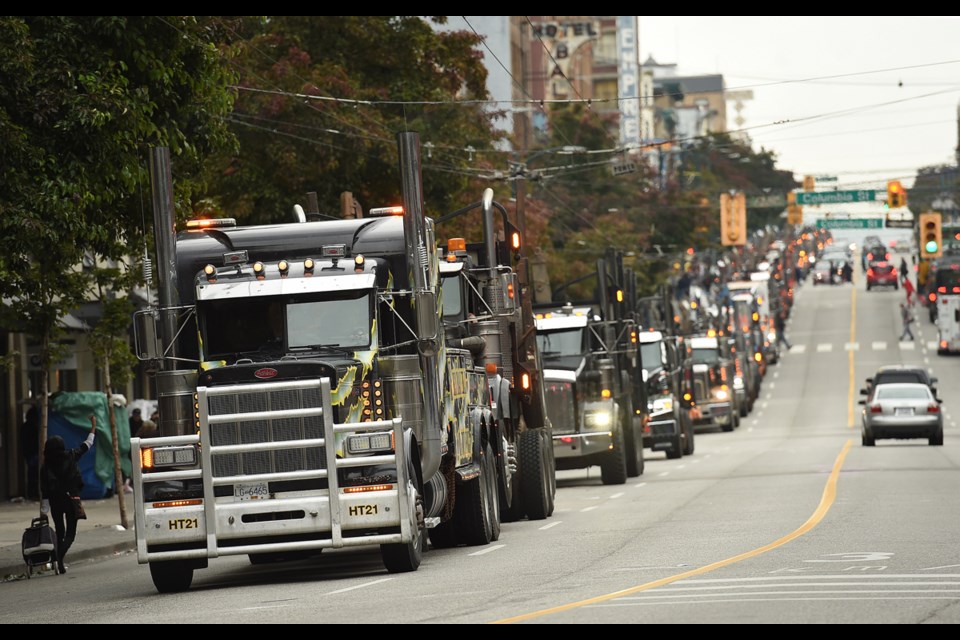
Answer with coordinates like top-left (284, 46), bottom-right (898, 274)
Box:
top-left (1, 272), bottom-right (959, 624)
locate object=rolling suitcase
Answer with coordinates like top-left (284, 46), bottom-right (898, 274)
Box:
top-left (22, 515), bottom-right (58, 578)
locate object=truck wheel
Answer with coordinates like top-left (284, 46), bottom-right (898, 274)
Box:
top-left (600, 427), bottom-right (628, 485)
top-left (544, 429), bottom-right (556, 517)
top-left (454, 441), bottom-right (496, 546)
top-left (682, 414), bottom-right (696, 456)
top-left (624, 417), bottom-right (645, 477)
top-left (519, 429), bottom-right (550, 520)
top-left (496, 432), bottom-right (521, 523)
top-left (381, 484), bottom-right (425, 572)
top-left (150, 560), bottom-right (194, 594)
top-left (428, 519), bottom-right (459, 549)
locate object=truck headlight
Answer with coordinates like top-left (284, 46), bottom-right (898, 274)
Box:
top-left (733, 376), bottom-right (745, 390)
top-left (651, 397), bottom-right (674, 414)
top-left (767, 331), bottom-right (777, 342)
top-left (346, 432), bottom-right (394, 455)
top-left (143, 445), bottom-right (198, 470)
top-left (584, 411), bottom-right (613, 430)
top-left (712, 387), bottom-right (729, 401)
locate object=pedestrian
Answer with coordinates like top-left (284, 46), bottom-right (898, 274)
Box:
top-left (775, 309), bottom-right (792, 350)
top-left (842, 261), bottom-right (853, 283)
top-left (902, 273), bottom-right (916, 306)
top-left (899, 256), bottom-right (908, 279)
top-left (899, 302), bottom-right (916, 342)
top-left (20, 404), bottom-right (40, 501)
top-left (40, 414), bottom-right (97, 574)
top-left (129, 408), bottom-right (143, 439)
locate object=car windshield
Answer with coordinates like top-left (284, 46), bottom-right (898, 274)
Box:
top-left (876, 386), bottom-right (930, 401)
top-left (875, 373), bottom-right (925, 385)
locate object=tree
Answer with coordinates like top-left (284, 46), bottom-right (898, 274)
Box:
top-left (0, 16), bottom-right (237, 506)
top-left (207, 16), bottom-right (503, 225)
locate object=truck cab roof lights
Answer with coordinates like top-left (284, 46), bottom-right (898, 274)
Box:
top-left (368, 206), bottom-right (404, 217)
top-left (186, 218), bottom-right (236, 230)
top-left (304, 258), bottom-right (315, 275)
top-left (203, 264), bottom-right (217, 283)
top-left (253, 261), bottom-right (265, 280)
top-left (354, 255), bottom-right (365, 272)
top-left (278, 260), bottom-right (290, 276)
top-left (447, 238), bottom-right (467, 254)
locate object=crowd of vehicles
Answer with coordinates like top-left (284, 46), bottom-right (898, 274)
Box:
top-left (127, 138), bottom-right (838, 594)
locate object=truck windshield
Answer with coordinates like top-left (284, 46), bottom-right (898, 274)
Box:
top-left (690, 348), bottom-right (719, 365)
top-left (935, 268), bottom-right (960, 290)
top-left (640, 342), bottom-right (662, 370)
top-left (537, 328), bottom-right (584, 357)
top-left (201, 289), bottom-right (373, 358)
top-left (544, 381), bottom-right (576, 434)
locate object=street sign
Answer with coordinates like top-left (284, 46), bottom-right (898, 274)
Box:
top-left (815, 218), bottom-right (883, 230)
top-left (611, 161), bottom-right (637, 176)
top-left (814, 175), bottom-right (838, 182)
top-left (746, 194), bottom-right (786, 208)
top-left (796, 190), bottom-right (877, 205)
top-left (885, 216), bottom-right (914, 229)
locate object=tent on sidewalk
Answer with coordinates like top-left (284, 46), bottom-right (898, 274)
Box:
top-left (48, 392), bottom-right (131, 500)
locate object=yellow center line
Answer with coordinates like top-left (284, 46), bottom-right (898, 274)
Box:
top-left (848, 268), bottom-right (858, 428)
top-left (492, 439), bottom-right (854, 624)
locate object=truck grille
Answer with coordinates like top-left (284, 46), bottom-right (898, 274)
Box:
top-left (207, 386), bottom-right (326, 478)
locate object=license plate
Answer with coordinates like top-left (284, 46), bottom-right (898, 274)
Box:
top-left (235, 482), bottom-right (270, 501)
top-left (895, 407), bottom-right (914, 416)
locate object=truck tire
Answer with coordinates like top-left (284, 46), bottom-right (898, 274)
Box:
top-left (150, 560), bottom-right (194, 594)
top-left (682, 417), bottom-right (696, 456)
top-left (600, 427), bottom-right (628, 485)
top-left (454, 441), bottom-right (496, 546)
top-left (381, 475), bottom-right (425, 572)
top-left (519, 429), bottom-right (551, 520)
top-left (544, 429), bottom-right (556, 517)
top-left (624, 417), bottom-right (645, 477)
top-left (428, 519), bottom-right (459, 549)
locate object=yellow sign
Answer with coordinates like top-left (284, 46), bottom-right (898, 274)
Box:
top-left (720, 192), bottom-right (747, 246)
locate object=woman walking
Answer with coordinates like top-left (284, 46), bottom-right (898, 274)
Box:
top-left (40, 415), bottom-right (96, 574)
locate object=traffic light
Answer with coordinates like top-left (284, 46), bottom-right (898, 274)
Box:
top-left (803, 175), bottom-right (815, 191)
top-left (887, 180), bottom-right (906, 208)
top-left (919, 212), bottom-right (942, 259)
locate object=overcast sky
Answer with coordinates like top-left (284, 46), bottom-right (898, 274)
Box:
top-left (639, 16), bottom-right (960, 190)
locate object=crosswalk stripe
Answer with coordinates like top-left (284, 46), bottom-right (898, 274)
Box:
top-left (845, 343), bottom-right (860, 351)
top-left (928, 341), bottom-right (939, 351)
top-left (872, 341), bottom-right (888, 350)
top-left (899, 341), bottom-right (916, 350)
top-left (790, 345), bottom-right (807, 354)
top-left (817, 344), bottom-right (833, 352)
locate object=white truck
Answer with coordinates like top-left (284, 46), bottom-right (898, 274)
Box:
top-left (936, 294), bottom-right (960, 355)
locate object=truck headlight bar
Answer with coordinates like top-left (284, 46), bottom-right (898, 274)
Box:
top-left (142, 445), bottom-right (199, 470)
top-left (346, 432), bottom-right (394, 455)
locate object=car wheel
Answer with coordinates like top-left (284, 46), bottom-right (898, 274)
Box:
top-left (930, 429), bottom-right (944, 446)
top-left (862, 429), bottom-right (875, 447)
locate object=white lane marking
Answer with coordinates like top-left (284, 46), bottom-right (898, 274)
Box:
top-left (468, 544), bottom-right (506, 557)
top-left (790, 345), bottom-right (807, 354)
top-left (845, 342), bottom-right (860, 351)
top-left (766, 393), bottom-right (773, 400)
top-left (899, 341), bottom-right (916, 350)
top-left (922, 564), bottom-right (960, 571)
top-left (691, 459), bottom-right (701, 464)
top-left (817, 343), bottom-right (833, 353)
top-left (581, 506), bottom-right (598, 513)
top-left (610, 492), bottom-right (624, 499)
top-left (658, 472), bottom-right (670, 477)
top-left (747, 427), bottom-right (754, 433)
top-left (774, 371), bottom-right (780, 379)
top-left (925, 357), bottom-right (931, 364)
top-left (757, 412), bottom-right (764, 418)
top-left (769, 382), bottom-right (776, 389)
top-left (927, 341), bottom-right (939, 351)
top-left (634, 482), bottom-right (647, 489)
top-left (752, 420), bottom-right (759, 426)
top-left (539, 521), bottom-right (562, 531)
top-left (704, 454), bottom-right (712, 460)
top-left (325, 578), bottom-right (394, 595)
top-left (872, 341), bottom-right (888, 350)
top-left (762, 402), bottom-right (768, 409)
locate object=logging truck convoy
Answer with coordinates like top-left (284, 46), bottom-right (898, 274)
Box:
top-left (131, 134), bottom-right (547, 593)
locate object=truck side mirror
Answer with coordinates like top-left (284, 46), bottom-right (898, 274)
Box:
top-left (133, 309), bottom-right (161, 361)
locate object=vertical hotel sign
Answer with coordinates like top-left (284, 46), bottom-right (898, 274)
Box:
top-left (617, 16), bottom-right (639, 151)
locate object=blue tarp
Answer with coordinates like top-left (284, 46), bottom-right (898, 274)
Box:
top-left (48, 392), bottom-right (131, 500)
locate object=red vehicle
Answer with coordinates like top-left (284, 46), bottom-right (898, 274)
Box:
top-left (866, 261), bottom-right (899, 291)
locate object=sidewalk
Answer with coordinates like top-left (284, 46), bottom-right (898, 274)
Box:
top-left (0, 493), bottom-right (136, 581)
